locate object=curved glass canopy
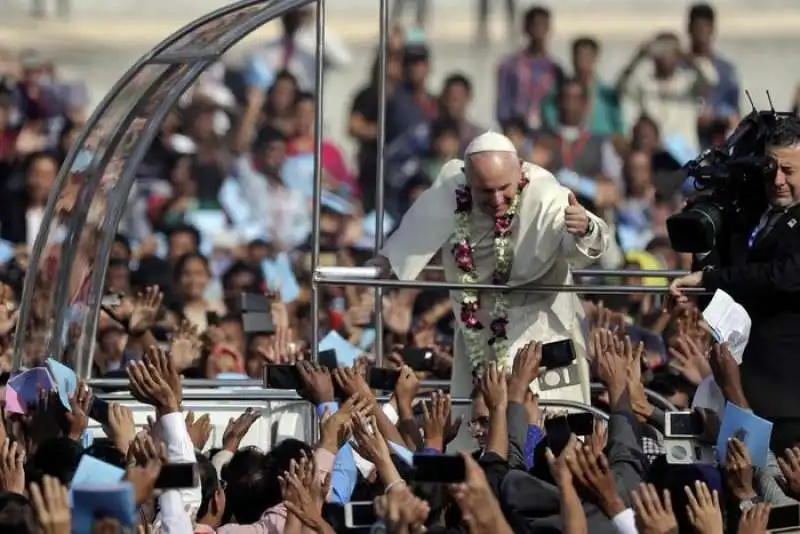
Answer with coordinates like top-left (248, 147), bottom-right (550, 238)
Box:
top-left (12, 0), bottom-right (318, 377)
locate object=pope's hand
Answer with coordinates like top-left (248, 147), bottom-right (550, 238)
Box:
top-left (668, 271), bottom-right (704, 303)
top-left (564, 192), bottom-right (590, 237)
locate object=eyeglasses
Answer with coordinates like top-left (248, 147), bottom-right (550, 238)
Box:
top-left (467, 415), bottom-right (490, 430)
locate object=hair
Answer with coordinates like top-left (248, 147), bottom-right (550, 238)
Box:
top-left (113, 233), bottom-right (131, 256)
top-left (0, 493), bottom-right (40, 534)
top-left (523, 6), bottom-right (551, 30)
top-left (166, 223), bottom-right (201, 249)
top-left (196, 452), bottom-right (220, 519)
top-left (430, 118), bottom-right (461, 142)
top-left (173, 252), bottom-right (210, 283)
top-left (688, 3), bottom-right (715, 24)
top-left (295, 91), bottom-right (315, 107)
top-left (221, 261), bottom-right (264, 293)
top-left (221, 448), bottom-right (271, 524)
top-left (765, 115), bottom-right (800, 150)
top-left (442, 73), bottom-right (472, 95)
top-left (558, 77), bottom-right (589, 100)
top-left (500, 116), bottom-right (530, 137)
top-left (572, 36), bottom-right (600, 56)
top-left (26, 438), bottom-right (83, 486)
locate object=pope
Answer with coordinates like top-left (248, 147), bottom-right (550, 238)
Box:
top-left (369, 131), bottom-right (611, 407)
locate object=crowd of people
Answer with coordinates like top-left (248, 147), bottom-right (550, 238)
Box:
top-left (0, 0), bottom-right (797, 532)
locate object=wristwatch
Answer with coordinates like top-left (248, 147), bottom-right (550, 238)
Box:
top-left (739, 496), bottom-right (760, 512)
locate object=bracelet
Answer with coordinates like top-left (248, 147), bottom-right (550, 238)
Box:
top-left (384, 479), bottom-right (406, 495)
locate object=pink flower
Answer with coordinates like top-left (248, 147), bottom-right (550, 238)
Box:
top-left (494, 216), bottom-right (513, 237)
top-left (488, 317), bottom-right (508, 344)
top-left (455, 186), bottom-right (472, 213)
top-left (453, 242), bottom-right (474, 272)
top-left (519, 177), bottom-right (530, 190)
top-left (460, 308), bottom-right (483, 329)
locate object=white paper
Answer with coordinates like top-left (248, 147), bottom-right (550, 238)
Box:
top-left (702, 289), bottom-right (751, 364)
top-left (692, 374), bottom-right (727, 415)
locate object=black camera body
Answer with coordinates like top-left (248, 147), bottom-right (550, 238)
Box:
top-left (666, 110), bottom-right (789, 259)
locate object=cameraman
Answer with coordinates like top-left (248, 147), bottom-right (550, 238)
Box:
top-left (670, 115), bottom-right (800, 452)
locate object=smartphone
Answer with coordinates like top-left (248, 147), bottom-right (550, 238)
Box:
top-left (540, 339), bottom-right (576, 369)
top-left (368, 367), bottom-right (400, 391)
top-left (206, 311), bottom-right (220, 327)
top-left (545, 416), bottom-right (572, 456)
top-left (242, 311), bottom-right (275, 335)
top-left (155, 463), bottom-right (197, 489)
top-left (241, 292), bottom-right (271, 312)
top-left (768, 503), bottom-right (800, 532)
top-left (567, 413), bottom-right (595, 436)
top-left (401, 347), bottom-right (434, 371)
top-left (264, 365), bottom-right (302, 390)
top-left (317, 349), bottom-right (338, 370)
top-left (665, 411), bottom-right (705, 438)
top-left (344, 501), bottom-right (377, 528)
top-left (101, 293), bottom-right (121, 307)
top-left (150, 325), bottom-right (172, 342)
top-left (88, 397), bottom-right (111, 426)
top-left (412, 454), bottom-right (466, 483)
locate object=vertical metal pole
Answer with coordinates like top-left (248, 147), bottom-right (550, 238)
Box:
top-left (310, 0), bottom-right (326, 442)
top-left (373, 0), bottom-right (389, 366)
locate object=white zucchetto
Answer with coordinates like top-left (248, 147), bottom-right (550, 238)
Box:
top-left (464, 131), bottom-right (518, 156)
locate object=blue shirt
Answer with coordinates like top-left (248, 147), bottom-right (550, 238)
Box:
top-left (525, 425), bottom-right (545, 469)
top-left (317, 402), bottom-right (358, 504)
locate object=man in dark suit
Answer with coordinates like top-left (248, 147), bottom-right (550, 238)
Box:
top-left (670, 115), bottom-right (800, 452)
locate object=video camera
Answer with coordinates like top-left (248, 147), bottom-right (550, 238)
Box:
top-left (666, 105), bottom-right (792, 255)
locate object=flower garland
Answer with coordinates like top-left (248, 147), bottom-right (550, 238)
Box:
top-left (451, 176), bottom-right (529, 370)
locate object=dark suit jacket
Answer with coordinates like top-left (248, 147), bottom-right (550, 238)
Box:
top-left (703, 203), bottom-right (800, 419)
top-left (499, 403), bottom-right (646, 534)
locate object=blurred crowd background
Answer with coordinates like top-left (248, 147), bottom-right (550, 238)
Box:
top-left (0, 0), bottom-right (797, 391)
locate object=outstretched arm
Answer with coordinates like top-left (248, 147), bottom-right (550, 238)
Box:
top-left (379, 160), bottom-right (463, 280)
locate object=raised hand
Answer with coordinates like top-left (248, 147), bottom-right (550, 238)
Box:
top-left (508, 341), bottom-right (542, 403)
top-left (30, 475), bottom-right (70, 534)
top-left (564, 192), bottom-right (591, 237)
top-left (545, 434), bottom-right (578, 487)
top-left (479, 362), bottom-right (507, 412)
top-left (592, 329), bottom-right (628, 403)
top-left (351, 414), bottom-right (390, 466)
top-left (65, 381), bottom-right (91, 441)
top-left (777, 447), bottom-right (800, 499)
top-left (170, 320), bottom-right (200, 372)
top-left (685, 481), bottom-right (724, 534)
top-left (127, 350), bottom-right (180, 414)
top-left (185, 412), bottom-right (212, 451)
top-left (450, 452), bottom-right (514, 534)
top-left (393, 365), bottom-right (419, 414)
top-left (567, 445), bottom-right (625, 518)
top-left (375, 486), bottom-right (431, 534)
top-left (319, 394), bottom-right (370, 453)
top-left (632, 483), bottom-right (678, 534)
top-left (128, 285), bottom-right (163, 336)
top-left (0, 438), bottom-right (25, 494)
top-left (332, 366), bottom-right (373, 401)
top-left (222, 408), bottom-right (261, 453)
top-left (737, 503), bottom-right (770, 534)
top-left (296, 361), bottom-right (335, 405)
top-left (104, 403), bottom-right (136, 456)
top-left (725, 438), bottom-right (756, 501)
top-left (125, 459), bottom-right (161, 505)
top-left (280, 453), bottom-right (332, 532)
top-left (669, 335), bottom-right (712, 386)
top-left (422, 391), bottom-right (452, 452)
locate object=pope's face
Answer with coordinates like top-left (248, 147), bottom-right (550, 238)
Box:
top-left (466, 152), bottom-right (523, 218)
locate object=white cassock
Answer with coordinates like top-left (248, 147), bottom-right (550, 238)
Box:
top-left (380, 157), bottom-right (610, 414)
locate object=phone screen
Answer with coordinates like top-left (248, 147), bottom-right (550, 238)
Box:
top-left (101, 293), bottom-right (121, 307)
top-left (206, 311), bottom-right (220, 327)
top-left (540, 339), bottom-right (576, 369)
top-left (667, 411), bottom-right (704, 437)
top-left (317, 349), bottom-right (338, 370)
top-left (240, 293), bottom-right (271, 312)
top-left (545, 416), bottom-right (572, 456)
top-left (344, 501), bottom-right (377, 528)
top-left (88, 398), bottom-right (111, 426)
top-left (401, 347), bottom-right (434, 371)
top-left (264, 365), bottom-right (302, 390)
top-left (412, 454), bottom-right (466, 483)
top-left (768, 504), bottom-right (800, 531)
top-left (155, 463), bottom-right (197, 489)
top-left (368, 368), bottom-right (400, 391)
top-left (567, 413), bottom-right (594, 436)
top-left (242, 311), bottom-right (275, 335)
